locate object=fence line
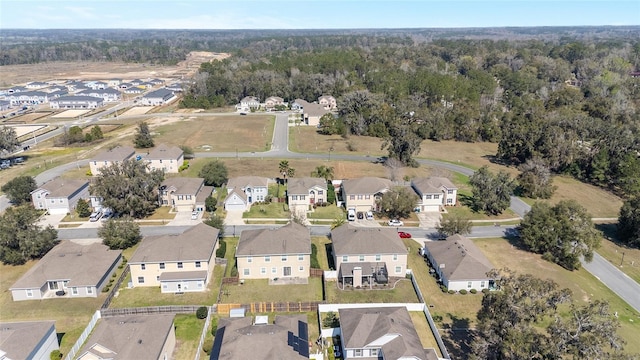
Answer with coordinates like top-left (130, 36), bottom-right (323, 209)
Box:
top-left (64, 310), bottom-right (101, 360)
top-left (101, 305), bottom-right (202, 317)
top-left (217, 301), bottom-right (323, 315)
top-left (194, 306), bottom-right (214, 360)
top-left (310, 268), bottom-right (324, 277)
top-left (101, 264), bottom-right (130, 309)
top-left (410, 274), bottom-right (451, 360)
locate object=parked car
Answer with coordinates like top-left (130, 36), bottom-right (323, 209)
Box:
top-left (89, 210), bottom-right (103, 222)
top-left (365, 211), bottom-right (374, 220)
top-left (357, 211), bottom-right (364, 220)
top-left (388, 219), bottom-right (404, 227)
top-left (12, 157), bottom-right (24, 164)
top-left (0, 160), bottom-right (11, 169)
top-left (398, 231), bottom-right (412, 239)
top-left (191, 210), bottom-right (199, 220)
top-left (101, 209), bottom-right (113, 221)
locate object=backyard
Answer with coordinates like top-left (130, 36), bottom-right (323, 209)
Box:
top-left (324, 278), bottom-right (420, 304)
top-left (173, 314), bottom-right (208, 360)
top-left (219, 277), bottom-right (324, 303)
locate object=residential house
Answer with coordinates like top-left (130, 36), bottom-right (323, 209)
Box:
top-left (302, 102), bottom-right (331, 126)
top-left (49, 95), bottom-right (104, 109)
top-left (85, 81), bottom-right (108, 90)
top-left (4, 86), bottom-right (27, 94)
top-left (341, 177), bottom-right (393, 213)
top-left (159, 177), bottom-right (212, 212)
top-left (77, 315), bottom-right (175, 360)
top-left (331, 224), bottom-right (408, 287)
top-left (89, 145), bottom-right (135, 176)
top-left (10, 242), bottom-right (121, 301)
top-left (77, 87), bottom-right (121, 102)
top-left (236, 96), bottom-right (260, 112)
top-left (210, 315), bottom-right (309, 360)
top-left (290, 98), bottom-right (309, 111)
top-left (149, 78), bottom-right (165, 86)
top-left (224, 176), bottom-right (270, 211)
top-left (25, 81), bottom-right (49, 89)
top-left (287, 177), bottom-right (328, 214)
top-left (124, 86), bottom-right (144, 94)
top-left (411, 177), bottom-right (458, 212)
top-left (140, 88), bottom-right (176, 106)
top-left (6, 91), bottom-right (49, 105)
top-left (165, 82), bottom-right (184, 92)
top-left (130, 79), bottom-right (143, 86)
top-left (264, 96), bottom-right (285, 109)
top-left (119, 82), bottom-right (132, 90)
top-left (0, 100), bottom-right (11, 111)
top-left (318, 95), bottom-right (337, 110)
top-left (338, 307), bottom-right (439, 360)
top-left (107, 79), bottom-right (122, 87)
top-left (146, 144), bottom-right (184, 173)
top-left (129, 223), bottom-right (219, 292)
top-left (236, 222), bottom-right (311, 280)
top-left (423, 234), bottom-right (496, 292)
top-left (31, 177), bottom-right (89, 215)
top-left (0, 321), bottom-right (59, 360)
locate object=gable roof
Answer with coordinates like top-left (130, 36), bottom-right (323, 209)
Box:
top-left (303, 102), bottom-right (330, 117)
top-left (11, 242), bottom-right (121, 289)
top-left (130, 223), bottom-right (218, 264)
top-left (224, 188), bottom-right (248, 204)
top-left (0, 321), bottom-right (56, 360)
top-left (342, 177), bottom-right (393, 195)
top-left (92, 146), bottom-right (135, 162)
top-left (146, 144), bottom-right (183, 160)
top-left (33, 177), bottom-right (88, 198)
top-left (339, 307), bottom-right (436, 360)
top-left (287, 177), bottom-right (327, 195)
top-left (424, 234), bottom-right (495, 281)
top-left (236, 222), bottom-right (311, 257)
top-left (161, 177), bottom-right (204, 195)
top-left (227, 176), bottom-right (270, 190)
top-left (331, 224), bottom-right (407, 256)
top-left (412, 177), bottom-right (457, 195)
top-left (77, 315), bottom-right (174, 360)
top-left (143, 88), bottom-right (174, 99)
top-left (52, 95), bottom-right (102, 102)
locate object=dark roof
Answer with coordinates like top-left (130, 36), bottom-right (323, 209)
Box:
top-left (0, 321), bottom-right (56, 360)
top-left (236, 222), bottom-right (311, 257)
top-left (331, 224), bottom-right (407, 256)
top-left (130, 223), bottom-right (218, 264)
top-left (424, 234), bottom-right (495, 281)
top-left (52, 95), bottom-right (102, 102)
top-left (143, 88), bottom-right (174, 99)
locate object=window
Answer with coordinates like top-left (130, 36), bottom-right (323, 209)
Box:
top-left (393, 254), bottom-right (398, 261)
top-left (292, 195), bottom-right (298, 200)
top-left (162, 284), bottom-right (168, 290)
top-left (186, 195), bottom-right (192, 200)
top-left (357, 195), bottom-right (363, 200)
top-left (281, 255), bottom-right (287, 262)
top-left (243, 268), bottom-right (250, 276)
top-left (177, 195), bottom-right (184, 200)
top-left (370, 349), bottom-right (378, 356)
top-left (26, 289), bottom-right (33, 297)
top-left (468, 282), bottom-right (472, 288)
top-left (395, 266), bottom-right (402, 274)
top-left (177, 262), bottom-right (183, 269)
top-left (299, 266), bottom-right (304, 271)
top-left (448, 189), bottom-right (454, 194)
top-left (272, 267), bottom-right (277, 274)
top-left (138, 277), bottom-right (145, 284)
top-left (300, 195), bottom-right (306, 200)
top-left (342, 255), bottom-right (348, 262)
top-left (365, 195), bottom-right (371, 199)
top-left (434, 194), bottom-right (440, 199)
top-left (87, 287), bottom-right (93, 294)
top-left (156, 276), bottom-right (160, 281)
top-left (375, 254), bottom-right (381, 261)
top-left (50, 199), bottom-right (55, 204)
top-left (141, 264), bottom-right (146, 270)
top-left (349, 195), bottom-right (355, 200)
top-left (159, 263), bottom-right (165, 269)
top-left (195, 261), bottom-right (201, 268)
top-left (159, 159), bottom-right (163, 163)
top-left (426, 194), bottom-right (432, 199)
top-left (447, 199), bottom-right (453, 204)
top-left (265, 256), bottom-right (271, 262)
top-left (355, 349), bottom-right (362, 356)
top-left (298, 254), bottom-right (304, 261)
top-left (247, 256), bottom-right (253, 263)
top-left (71, 287), bottom-right (78, 295)
top-left (261, 267), bottom-right (266, 274)
top-left (318, 190), bottom-right (324, 195)
top-left (359, 255), bottom-right (365, 262)
top-left (197, 282), bottom-right (203, 288)
top-left (480, 281), bottom-right (485, 288)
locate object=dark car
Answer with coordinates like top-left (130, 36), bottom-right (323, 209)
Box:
top-left (398, 231), bottom-right (412, 239)
top-left (357, 211), bottom-right (364, 220)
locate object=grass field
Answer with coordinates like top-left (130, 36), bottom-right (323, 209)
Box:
top-left (409, 311), bottom-right (443, 357)
top-left (173, 314), bottom-right (207, 360)
top-left (324, 278), bottom-right (419, 304)
top-left (220, 277), bottom-right (324, 303)
top-left (109, 273), bottom-right (218, 307)
top-left (242, 201), bottom-right (289, 218)
top-left (312, 236), bottom-right (332, 270)
top-left (289, 126), bottom-right (386, 156)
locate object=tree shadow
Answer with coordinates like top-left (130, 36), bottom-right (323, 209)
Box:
top-left (503, 230), bottom-right (529, 251)
top-left (481, 154), bottom-right (512, 167)
top-left (595, 223), bottom-right (618, 241)
top-left (57, 332), bottom-right (66, 347)
top-left (440, 314), bottom-right (474, 360)
top-left (325, 244), bottom-right (335, 270)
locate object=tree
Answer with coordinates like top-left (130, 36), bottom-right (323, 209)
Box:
top-left (469, 166), bottom-right (516, 216)
top-left (517, 158), bottom-right (556, 199)
top-left (383, 124), bottom-right (422, 167)
top-left (519, 200), bottom-right (601, 270)
top-left (318, 113), bottom-right (344, 135)
top-left (436, 214), bottom-right (473, 236)
top-left (1, 175), bottom-right (36, 205)
top-left (89, 125), bottom-right (104, 141)
top-left (618, 196), bottom-right (640, 248)
top-left (322, 311), bottom-right (340, 328)
top-left (180, 145), bottom-right (195, 159)
top-left (75, 198), bottom-right (91, 218)
top-left (98, 216), bottom-right (142, 250)
top-left (133, 121), bottom-right (154, 148)
top-left (204, 214), bottom-right (225, 237)
top-left (379, 187), bottom-right (419, 219)
top-left (327, 183), bottom-right (336, 204)
top-left (91, 160), bottom-right (164, 218)
top-left (278, 160), bottom-right (295, 182)
top-left (0, 205), bottom-right (59, 265)
top-left (311, 165), bottom-right (334, 182)
top-left (205, 195), bottom-right (218, 213)
top-left (198, 160), bottom-right (228, 187)
top-left (0, 126), bottom-right (20, 153)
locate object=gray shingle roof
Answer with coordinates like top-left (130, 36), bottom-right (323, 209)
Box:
top-left (287, 177), bottom-right (327, 195)
top-left (143, 88), bottom-right (174, 99)
top-left (34, 177), bottom-right (88, 198)
top-left (342, 177), bottom-right (393, 195)
top-left (227, 176), bottom-right (270, 190)
top-left (412, 177), bottom-right (457, 194)
top-left (303, 102), bottom-right (330, 117)
top-left (159, 270), bottom-right (207, 281)
top-left (146, 144), bottom-right (183, 160)
top-left (331, 224), bottom-right (407, 256)
top-left (130, 223), bottom-right (218, 264)
top-left (0, 321), bottom-right (56, 360)
top-left (10, 242), bottom-right (121, 289)
top-left (424, 234), bottom-right (495, 281)
top-left (91, 146), bottom-right (135, 162)
top-left (52, 95), bottom-right (103, 102)
top-left (236, 222), bottom-right (311, 257)
top-left (161, 177), bottom-right (204, 195)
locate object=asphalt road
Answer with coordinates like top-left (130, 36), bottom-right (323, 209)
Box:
top-left (582, 252), bottom-right (640, 313)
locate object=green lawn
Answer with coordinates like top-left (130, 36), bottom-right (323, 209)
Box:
top-left (174, 314), bottom-right (207, 360)
top-left (307, 204), bottom-right (345, 219)
top-left (324, 278), bottom-right (420, 304)
top-left (145, 206), bottom-right (177, 220)
top-left (409, 311), bottom-right (443, 357)
top-left (220, 277), bottom-right (324, 303)
top-left (242, 202), bottom-right (290, 219)
top-left (312, 236), bottom-right (331, 270)
top-left (221, 237), bottom-right (238, 277)
top-left (109, 274), bottom-right (218, 307)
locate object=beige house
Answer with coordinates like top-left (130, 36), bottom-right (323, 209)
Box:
top-left (236, 222), bottom-right (311, 280)
top-left (411, 177), bottom-right (458, 212)
top-left (89, 145), bottom-right (135, 176)
top-left (159, 177), bottom-right (213, 212)
top-left (341, 177), bottom-right (393, 213)
top-left (287, 177), bottom-right (328, 214)
top-left (77, 315), bottom-right (175, 360)
top-left (318, 95), bottom-right (337, 110)
top-left (264, 96), bottom-right (285, 109)
top-left (303, 102), bottom-right (331, 126)
top-left (129, 223), bottom-right (219, 293)
top-left (31, 177), bottom-right (89, 215)
top-left (146, 144), bottom-right (184, 173)
top-left (331, 224), bottom-right (408, 288)
top-left (0, 321), bottom-right (59, 360)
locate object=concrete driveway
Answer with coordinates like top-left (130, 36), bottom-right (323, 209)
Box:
top-left (168, 210), bottom-right (200, 226)
top-left (225, 210), bottom-right (245, 225)
top-left (417, 212), bottom-right (441, 228)
top-left (37, 213), bottom-right (66, 228)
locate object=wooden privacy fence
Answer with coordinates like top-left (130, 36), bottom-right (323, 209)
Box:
top-left (310, 268), bottom-right (324, 277)
top-left (222, 276), bottom-right (239, 285)
top-left (217, 301), bottom-right (323, 315)
top-left (101, 305), bottom-right (202, 317)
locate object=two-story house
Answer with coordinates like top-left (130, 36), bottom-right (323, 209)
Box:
top-left (140, 88), bottom-right (176, 106)
top-left (264, 96), bottom-right (285, 109)
top-left (341, 177), bottom-right (393, 213)
top-left (224, 176), bottom-right (270, 212)
top-left (159, 177), bottom-right (212, 212)
top-left (146, 144), bottom-right (184, 173)
top-left (236, 96), bottom-right (260, 112)
top-left (31, 177), bottom-right (89, 215)
top-left (77, 87), bottom-right (121, 102)
top-left (287, 177), bottom-right (328, 214)
top-left (49, 95), bottom-right (104, 109)
top-left (411, 177), bottom-right (458, 212)
top-left (89, 145), bottom-right (135, 176)
top-left (331, 224), bottom-right (408, 288)
top-left (318, 95), bottom-right (337, 110)
top-left (236, 222), bottom-right (311, 280)
top-left (129, 224), bottom-right (219, 293)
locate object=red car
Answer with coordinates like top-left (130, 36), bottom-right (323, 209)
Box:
top-left (398, 231), bottom-right (412, 239)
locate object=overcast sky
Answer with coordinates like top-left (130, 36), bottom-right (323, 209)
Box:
top-left (1, 0), bottom-right (639, 29)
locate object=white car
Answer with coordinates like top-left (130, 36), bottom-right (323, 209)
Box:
top-left (365, 211), bottom-right (374, 220)
top-left (388, 219), bottom-right (404, 227)
top-left (191, 210), bottom-right (199, 220)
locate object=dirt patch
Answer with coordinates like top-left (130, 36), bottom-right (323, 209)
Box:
top-left (121, 107), bottom-right (151, 116)
top-left (52, 110), bottom-right (90, 118)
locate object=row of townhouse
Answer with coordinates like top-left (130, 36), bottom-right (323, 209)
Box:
top-left (235, 95), bottom-right (337, 113)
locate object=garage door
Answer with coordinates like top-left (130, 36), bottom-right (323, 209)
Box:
top-left (225, 203), bottom-right (245, 212)
top-left (48, 207), bottom-right (69, 215)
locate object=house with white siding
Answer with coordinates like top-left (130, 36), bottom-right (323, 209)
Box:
top-left (89, 145), bottom-right (135, 176)
top-left (159, 177), bottom-right (212, 212)
top-left (77, 87), bottom-right (121, 102)
top-left (31, 177), bottom-right (89, 215)
top-left (341, 177), bottom-right (393, 213)
top-left (236, 96), bottom-right (260, 112)
top-left (287, 177), bottom-right (328, 214)
top-left (318, 95), bottom-right (337, 110)
top-left (146, 144), bottom-right (184, 173)
top-left (0, 321), bottom-right (59, 360)
top-left (140, 88), bottom-right (176, 106)
top-left (411, 177), bottom-right (458, 212)
top-left (49, 95), bottom-right (104, 109)
top-left (224, 176), bottom-right (270, 211)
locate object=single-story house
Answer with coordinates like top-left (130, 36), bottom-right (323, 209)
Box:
top-left (236, 222), bottom-right (311, 280)
top-left (140, 88), bottom-right (176, 106)
top-left (124, 86), bottom-right (144, 94)
top-left (224, 176), bottom-right (270, 212)
top-left (0, 321), bottom-right (59, 360)
top-left (423, 234), bottom-right (496, 291)
top-left (89, 145), bottom-right (136, 176)
top-left (338, 307), bottom-right (439, 360)
top-left (331, 224), bottom-right (408, 287)
top-left (10, 242), bottom-right (121, 301)
top-left (49, 95), bottom-right (104, 109)
top-left (25, 81), bottom-right (49, 89)
top-left (31, 177), bottom-right (90, 215)
top-left (146, 144), bottom-right (184, 173)
top-left (287, 177), bottom-right (328, 214)
top-left (84, 81), bottom-right (108, 90)
top-left (129, 223), bottom-right (219, 293)
top-left (159, 177), bottom-right (212, 212)
top-left (341, 177), bottom-right (393, 213)
top-left (0, 100), bottom-right (11, 111)
top-left (210, 315), bottom-right (309, 359)
top-left (411, 177), bottom-right (458, 212)
top-left (318, 95), bottom-right (337, 110)
top-left (107, 79), bottom-right (122, 87)
top-left (77, 314), bottom-right (175, 360)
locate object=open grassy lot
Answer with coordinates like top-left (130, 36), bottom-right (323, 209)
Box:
top-left (152, 115), bottom-right (275, 152)
top-left (173, 314), bottom-right (207, 360)
top-left (220, 277), bottom-right (324, 303)
top-left (409, 311), bottom-right (443, 357)
top-left (416, 140), bottom-right (510, 173)
top-left (289, 126), bottom-right (386, 156)
top-left (324, 278), bottom-right (419, 304)
top-left (312, 236), bottom-right (332, 270)
top-left (444, 204), bottom-right (520, 221)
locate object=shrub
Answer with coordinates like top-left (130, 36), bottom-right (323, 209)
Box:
top-left (216, 239), bottom-right (227, 258)
top-left (112, 272), bottom-right (117, 277)
top-left (178, 161), bottom-right (190, 172)
top-left (50, 350), bottom-right (63, 360)
top-left (202, 337), bottom-right (214, 355)
top-left (440, 285), bottom-right (448, 293)
top-left (448, 289), bottom-right (455, 294)
top-left (196, 306), bottom-right (208, 319)
top-left (470, 289), bottom-right (477, 294)
top-left (459, 289), bottom-right (468, 295)
top-left (482, 288), bottom-right (490, 294)
top-left (346, 140), bottom-right (358, 152)
top-left (210, 316), bottom-right (218, 335)
top-left (102, 286), bottom-right (110, 293)
top-left (86, 170), bottom-right (93, 176)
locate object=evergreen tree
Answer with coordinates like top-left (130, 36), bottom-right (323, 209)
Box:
top-left (133, 121), bottom-right (154, 148)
